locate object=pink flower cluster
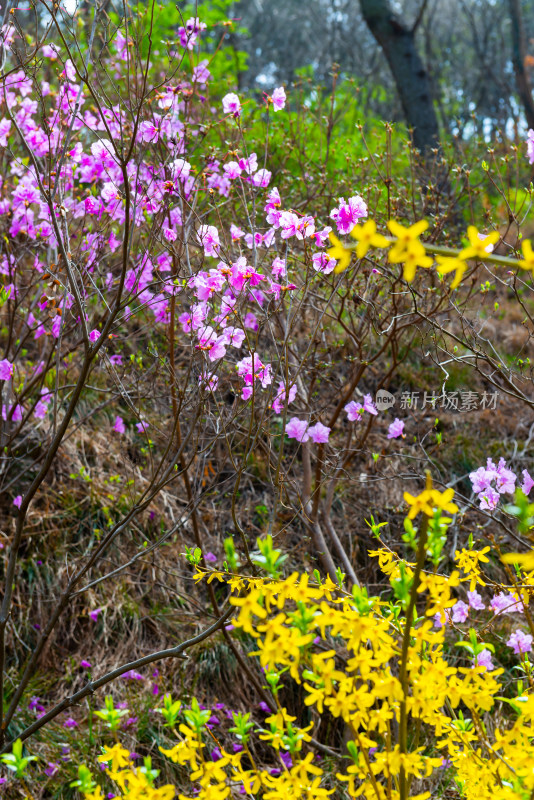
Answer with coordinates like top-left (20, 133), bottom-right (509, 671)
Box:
top-left (435, 589), bottom-right (526, 628)
top-left (0, 19), bottom-right (403, 460)
top-left (435, 590), bottom-right (531, 671)
top-left (507, 629), bottom-right (533, 655)
top-left (329, 195), bottom-right (367, 235)
top-left (178, 17), bottom-right (206, 51)
top-left (528, 129), bottom-right (534, 165)
top-left (470, 457), bottom-right (533, 510)
top-left (286, 418), bottom-right (331, 443)
top-left (0, 358), bottom-right (13, 380)
top-left (344, 394), bottom-right (378, 421)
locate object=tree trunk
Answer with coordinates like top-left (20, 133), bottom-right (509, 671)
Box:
top-left (359, 0), bottom-right (440, 155)
top-left (508, 0), bottom-right (534, 130)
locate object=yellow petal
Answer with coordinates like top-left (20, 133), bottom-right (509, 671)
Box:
top-left (502, 550), bottom-right (534, 570)
top-left (410, 219), bottom-right (429, 237)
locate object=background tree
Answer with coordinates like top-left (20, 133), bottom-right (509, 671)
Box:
top-left (358, 0), bottom-right (440, 153)
top-left (508, 0), bottom-right (534, 128)
top-left (230, 0), bottom-right (534, 144)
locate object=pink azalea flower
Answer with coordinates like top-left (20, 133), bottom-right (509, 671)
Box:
top-left (221, 326), bottom-right (245, 348)
top-left (271, 257), bottom-right (286, 278)
top-left (307, 422), bottom-right (330, 443)
top-left (89, 608), bottom-right (102, 621)
top-left (113, 415), bottom-right (126, 434)
top-left (198, 372), bottom-right (219, 392)
top-left (312, 252), bottom-right (336, 274)
top-left (172, 158), bottom-right (191, 181)
top-left (507, 629), bottom-right (533, 655)
top-left (285, 417), bottom-right (310, 442)
top-left (490, 591), bottom-right (522, 615)
top-left (469, 464), bottom-right (495, 494)
top-left (222, 93), bottom-right (241, 117)
top-left (238, 153), bottom-right (258, 174)
top-left (313, 226), bottom-right (332, 247)
top-left (279, 211), bottom-right (299, 239)
top-left (329, 195), bottom-right (367, 234)
top-left (244, 312), bottom-right (258, 331)
top-left (197, 225), bottom-right (220, 257)
top-left (473, 649), bottom-right (494, 671)
top-left (478, 486), bottom-right (500, 511)
top-left (179, 304), bottom-right (206, 333)
top-left (363, 394), bottom-right (378, 415)
top-left (266, 206), bottom-right (282, 227)
top-left (197, 326), bottom-right (227, 361)
top-left (13, 495), bottom-right (22, 508)
top-left (344, 400), bottom-right (364, 421)
top-left (223, 161), bottom-right (242, 180)
top-left (295, 215), bottom-right (315, 239)
top-left (0, 118), bottom-right (10, 147)
top-left (230, 223), bottom-right (245, 240)
top-left (139, 120), bottom-right (160, 144)
top-left (229, 257), bottom-right (252, 291)
top-left (272, 380), bottom-right (297, 413)
top-left (528, 129), bottom-right (534, 165)
top-left (467, 590), bottom-right (485, 610)
top-left (90, 138), bottom-right (116, 169)
top-left (271, 86), bottom-right (286, 111)
top-left (42, 43), bottom-right (60, 59)
top-left (163, 228), bottom-right (177, 242)
top-left (251, 169), bottom-right (271, 188)
top-left (387, 418), bottom-right (405, 439)
top-left (236, 354), bottom-right (272, 389)
top-left (522, 469), bottom-right (534, 496)
top-left (3, 402), bottom-right (23, 422)
top-left (80, 659), bottom-right (92, 669)
top-left (0, 358), bottom-right (13, 380)
top-left (89, 329), bottom-right (101, 342)
top-left (193, 59), bottom-right (211, 84)
top-left (265, 187), bottom-right (281, 209)
top-left (178, 17), bottom-right (206, 50)
top-left (470, 457), bottom-right (516, 498)
top-left (244, 230), bottom-right (274, 249)
top-left (84, 196), bottom-right (100, 215)
top-left (451, 600), bottom-right (469, 623)
top-left (495, 458), bottom-right (516, 493)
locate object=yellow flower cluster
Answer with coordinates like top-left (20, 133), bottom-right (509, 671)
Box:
top-left (327, 220), bottom-right (531, 289)
top-left (81, 486), bottom-right (534, 800)
top-left (83, 744), bottom-right (176, 799)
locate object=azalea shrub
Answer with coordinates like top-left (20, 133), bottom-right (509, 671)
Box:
top-left (1, 1), bottom-right (534, 799)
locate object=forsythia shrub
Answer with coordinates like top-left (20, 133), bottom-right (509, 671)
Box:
top-left (70, 477), bottom-right (534, 800)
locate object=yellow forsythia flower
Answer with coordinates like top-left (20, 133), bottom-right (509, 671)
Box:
top-left (387, 218), bottom-right (428, 261)
top-left (460, 225), bottom-right (499, 260)
top-left (326, 231), bottom-right (352, 273)
top-left (349, 219), bottom-right (390, 258)
top-left (97, 744), bottom-right (131, 773)
top-left (436, 255), bottom-right (468, 288)
top-left (387, 219), bottom-right (432, 281)
top-left (518, 239), bottom-right (534, 271)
